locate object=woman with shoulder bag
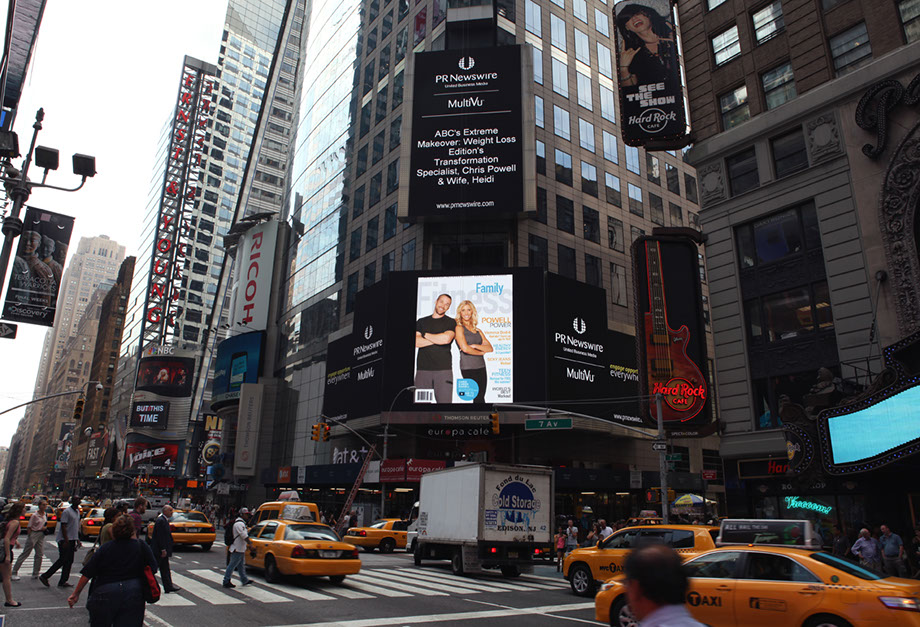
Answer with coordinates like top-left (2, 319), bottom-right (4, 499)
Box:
top-left (0, 502), bottom-right (24, 607)
top-left (67, 514), bottom-right (159, 626)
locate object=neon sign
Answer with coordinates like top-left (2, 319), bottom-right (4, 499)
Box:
top-left (784, 496), bottom-right (832, 515)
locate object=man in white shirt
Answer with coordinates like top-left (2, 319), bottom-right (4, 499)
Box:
top-left (40, 499), bottom-right (81, 588)
top-left (599, 519), bottom-right (614, 540)
top-left (223, 508), bottom-right (254, 588)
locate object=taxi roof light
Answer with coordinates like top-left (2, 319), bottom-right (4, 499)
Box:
top-left (716, 519), bottom-right (819, 549)
top-left (879, 596), bottom-right (920, 612)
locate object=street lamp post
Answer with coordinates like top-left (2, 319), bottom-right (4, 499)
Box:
top-left (0, 380), bottom-right (103, 418)
top-left (380, 385), bottom-right (415, 516)
top-left (0, 108), bottom-right (96, 300)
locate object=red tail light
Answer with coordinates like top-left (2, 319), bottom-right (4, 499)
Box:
top-left (87, 520), bottom-right (95, 526)
top-left (354, 529), bottom-right (366, 537)
top-left (206, 526), bottom-right (215, 533)
top-left (490, 547), bottom-right (498, 554)
top-left (351, 548), bottom-right (359, 558)
top-left (169, 524), bottom-right (178, 532)
top-left (49, 515), bottom-right (56, 521)
top-left (291, 545), bottom-right (308, 558)
top-left (19, 516), bottom-right (26, 520)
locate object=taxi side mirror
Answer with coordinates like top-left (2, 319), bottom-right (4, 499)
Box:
top-left (597, 539), bottom-right (604, 548)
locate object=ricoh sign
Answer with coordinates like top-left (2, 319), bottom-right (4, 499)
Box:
top-left (402, 46), bottom-right (534, 219)
top-left (230, 220), bottom-right (278, 331)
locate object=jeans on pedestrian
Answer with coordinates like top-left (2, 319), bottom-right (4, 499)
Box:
top-left (883, 555), bottom-right (907, 578)
top-left (86, 578), bottom-right (145, 627)
top-left (13, 530), bottom-right (45, 576)
top-left (43, 540), bottom-right (75, 584)
top-left (223, 550), bottom-right (250, 585)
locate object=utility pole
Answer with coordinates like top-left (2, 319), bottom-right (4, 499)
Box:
top-left (656, 393), bottom-right (669, 524)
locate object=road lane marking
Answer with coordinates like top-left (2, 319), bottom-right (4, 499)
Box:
top-left (363, 569), bottom-right (481, 595)
top-left (400, 569), bottom-right (555, 592)
top-left (349, 572), bottom-right (447, 596)
top-left (190, 569), bottom-right (290, 603)
top-left (307, 583), bottom-right (373, 599)
top-left (155, 591), bottom-right (195, 606)
top-left (266, 602), bottom-right (596, 626)
top-left (169, 572), bottom-right (244, 604)
top-left (145, 610), bottom-right (179, 627)
top-left (333, 578), bottom-right (410, 597)
top-left (270, 582), bottom-right (339, 601)
top-left (388, 570), bottom-right (508, 594)
top-left (465, 598), bottom-right (600, 625)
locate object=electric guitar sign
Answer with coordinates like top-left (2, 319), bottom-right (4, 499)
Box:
top-left (634, 236), bottom-right (710, 430)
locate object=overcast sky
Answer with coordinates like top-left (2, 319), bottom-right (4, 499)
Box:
top-left (0, 1), bottom-right (229, 448)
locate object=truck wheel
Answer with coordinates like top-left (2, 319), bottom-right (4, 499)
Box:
top-left (500, 565), bottom-right (520, 577)
top-left (611, 596), bottom-right (639, 627)
top-left (409, 539), bottom-right (417, 554)
top-left (413, 543), bottom-right (423, 566)
top-left (569, 563), bottom-right (595, 597)
top-left (379, 538), bottom-right (396, 554)
top-left (451, 549), bottom-right (464, 576)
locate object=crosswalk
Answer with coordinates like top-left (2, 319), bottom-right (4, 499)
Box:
top-left (12, 541), bottom-right (568, 607)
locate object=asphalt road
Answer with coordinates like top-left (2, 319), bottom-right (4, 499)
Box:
top-left (0, 538), bottom-right (598, 626)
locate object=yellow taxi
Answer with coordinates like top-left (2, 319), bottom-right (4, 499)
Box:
top-left (345, 518), bottom-right (410, 553)
top-left (145, 509), bottom-right (216, 551)
top-left (595, 519), bottom-right (920, 627)
top-left (245, 519), bottom-right (361, 583)
top-left (564, 524), bottom-right (718, 596)
top-left (251, 501), bottom-right (321, 525)
top-left (79, 507), bottom-right (107, 540)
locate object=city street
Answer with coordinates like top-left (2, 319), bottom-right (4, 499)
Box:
top-left (0, 538), bottom-right (596, 626)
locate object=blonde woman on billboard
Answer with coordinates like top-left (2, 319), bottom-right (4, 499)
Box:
top-left (455, 300), bottom-right (493, 403)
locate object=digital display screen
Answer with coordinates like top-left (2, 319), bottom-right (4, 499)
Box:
top-left (135, 357), bottom-right (195, 398)
top-left (414, 274), bottom-right (513, 404)
top-left (130, 401), bottom-right (170, 430)
top-left (827, 384), bottom-right (920, 464)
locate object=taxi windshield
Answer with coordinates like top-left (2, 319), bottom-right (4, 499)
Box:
top-left (91, 509), bottom-right (106, 517)
top-left (284, 524), bottom-right (341, 542)
top-left (171, 512), bottom-right (209, 523)
top-left (370, 520), bottom-right (389, 529)
top-left (809, 551), bottom-right (884, 580)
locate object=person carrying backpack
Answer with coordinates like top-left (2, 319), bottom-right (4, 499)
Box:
top-left (222, 508), bottom-right (254, 588)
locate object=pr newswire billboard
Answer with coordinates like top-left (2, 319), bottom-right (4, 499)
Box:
top-left (401, 45), bottom-right (534, 218)
top-left (613, 0), bottom-right (689, 149)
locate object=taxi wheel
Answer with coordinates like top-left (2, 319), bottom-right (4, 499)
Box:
top-left (329, 575), bottom-right (346, 584)
top-left (805, 615), bottom-right (852, 627)
top-left (264, 555), bottom-right (282, 583)
top-left (379, 538), bottom-right (396, 554)
top-left (500, 565), bottom-right (520, 577)
top-left (610, 596), bottom-right (639, 627)
top-left (569, 564), bottom-right (595, 597)
top-left (451, 549), bottom-right (464, 576)
top-left (200, 543), bottom-right (212, 552)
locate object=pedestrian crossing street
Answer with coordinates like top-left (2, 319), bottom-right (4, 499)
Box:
top-left (12, 540), bottom-right (568, 606)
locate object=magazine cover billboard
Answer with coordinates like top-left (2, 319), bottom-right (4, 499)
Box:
top-left (414, 274), bottom-right (513, 404)
top-left (613, 0), bottom-right (689, 148)
top-left (211, 331), bottom-right (264, 408)
top-left (2, 207), bottom-right (74, 326)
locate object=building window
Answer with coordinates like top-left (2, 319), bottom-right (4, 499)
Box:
top-left (369, 172), bottom-right (382, 206)
top-left (736, 202), bottom-right (821, 268)
top-left (595, 9), bottom-right (610, 37)
top-left (712, 25), bottom-right (741, 66)
top-left (597, 42), bottom-right (613, 77)
top-left (390, 115), bottom-right (402, 150)
top-left (830, 23), bottom-right (871, 76)
top-left (631, 225), bottom-right (646, 242)
top-left (401, 238), bottom-right (416, 270)
top-left (533, 46), bottom-right (543, 84)
top-left (603, 131), bottom-right (618, 163)
top-left (346, 272), bottom-right (358, 313)
top-left (583, 205), bottom-right (600, 243)
top-left (900, 0), bottom-right (920, 43)
top-left (372, 131), bottom-right (385, 164)
top-left (772, 127), bottom-right (808, 178)
top-left (529, 234), bottom-right (549, 268)
top-left (745, 281), bottom-right (833, 344)
top-left (525, 0), bottom-right (541, 36)
top-left (551, 14), bottom-right (567, 51)
top-left (387, 159), bottom-right (399, 193)
top-left (752, 1), bottom-right (784, 43)
top-left (605, 172), bottom-right (622, 206)
top-left (365, 261), bottom-right (377, 287)
top-left (366, 216), bottom-right (379, 252)
top-left (581, 161), bottom-right (598, 196)
top-left (579, 118), bottom-right (595, 152)
top-left (353, 184), bottom-right (366, 218)
top-left (552, 57), bottom-right (568, 97)
top-left (536, 139), bottom-right (546, 175)
top-left (555, 149), bottom-right (573, 185)
top-left (392, 71), bottom-right (404, 109)
top-left (608, 216), bottom-right (624, 252)
top-left (611, 262), bottom-right (627, 306)
top-left (574, 0), bottom-right (587, 22)
top-left (585, 253), bottom-right (602, 286)
top-left (536, 95), bottom-right (544, 128)
top-left (558, 244), bottom-right (576, 278)
top-left (720, 85), bottom-right (750, 130)
top-left (708, 0), bottom-right (727, 8)
top-left (556, 194), bottom-right (575, 233)
top-left (627, 183), bottom-right (643, 216)
top-left (646, 153), bottom-right (660, 185)
top-left (726, 148), bottom-right (759, 195)
top-left (575, 28), bottom-right (590, 64)
top-left (649, 193), bottom-right (664, 225)
top-left (762, 63), bottom-right (796, 110)
top-left (666, 163), bottom-right (680, 194)
top-left (577, 72), bottom-right (593, 110)
top-left (600, 85), bottom-right (616, 122)
top-left (669, 202), bottom-right (682, 226)
top-left (536, 186), bottom-right (548, 223)
top-left (384, 203), bottom-right (397, 240)
top-left (350, 227), bottom-right (363, 261)
top-left (685, 173), bottom-right (698, 204)
top-left (554, 105), bottom-right (571, 141)
top-left (623, 147), bottom-right (639, 176)
top-left (382, 250), bottom-right (395, 276)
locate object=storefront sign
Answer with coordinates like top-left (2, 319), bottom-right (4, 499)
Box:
top-left (380, 459), bottom-right (407, 482)
top-left (784, 495), bottom-right (832, 515)
top-left (738, 458), bottom-right (789, 479)
top-left (425, 425), bottom-right (493, 438)
top-left (230, 221), bottom-right (278, 331)
top-left (277, 466), bottom-right (291, 483)
top-left (406, 459), bottom-right (446, 482)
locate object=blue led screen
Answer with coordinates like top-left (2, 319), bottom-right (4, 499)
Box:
top-left (828, 383), bottom-right (920, 463)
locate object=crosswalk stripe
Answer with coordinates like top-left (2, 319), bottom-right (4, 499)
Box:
top-left (349, 572), bottom-right (447, 596)
top-left (269, 581), bottom-right (339, 601)
top-left (335, 577), bottom-right (411, 597)
top-left (386, 569), bottom-right (505, 594)
top-left (314, 582), bottom-right (373, 599)
top-left (519, 573), bottom-right (568, 583)
top-left (190, 569), bottom-right (291, 603)
top-left (169, 572), bottom-right (244, 604)
top-left (362, 569), bottom-right (479, 595)
top-left (155, 591), bottom-right (196, 606)
top-left (399, 569), bottom-right (550, 592)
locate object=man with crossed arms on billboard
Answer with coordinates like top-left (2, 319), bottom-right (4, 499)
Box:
top-left (415, 293), bottom-right (455, 403)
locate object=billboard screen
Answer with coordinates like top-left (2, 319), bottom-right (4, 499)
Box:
top-left (124, 440), bottom-right (180, 472)
top-left (322, 335), bottom-right (354, 420)
top-left (613, 0), bottom-right (688, 148)
top-left (211, 331), bottom-right (264, 408)
top-left (633, 237), bottom-right (710, 429)
top-left (2, 207), bottom-right (75, 327)
top-left (414, 274), bottom-right (513, 404)
top-left (404, 46), bottom-right (527, 218)
top-left (606, 330), bottom-right (642, 424)
top-left (229, 220), bottom-right (278, 331)
top-left (135, 356), bottom-right (195, 398)
top-left (130, 401), bottom-right (170, 430)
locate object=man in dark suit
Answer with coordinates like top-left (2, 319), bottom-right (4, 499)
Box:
top-left (151, 505), bottom-right (180, 593)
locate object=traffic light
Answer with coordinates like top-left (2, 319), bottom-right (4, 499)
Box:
top-left (321, 423), bottom-right (331, 441)
top-left (646, 488), bottom-right (660, 503)
top-left (490, 412), bottom-right (500, 434)
top-left (72, 396), bottom-right (85, 422)
top-left (311, 423), bottom-right (321, 441)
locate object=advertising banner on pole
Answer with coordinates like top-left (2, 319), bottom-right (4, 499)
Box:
top-left (2, 207), bottom-right (74, 326)
top-left (234, 383), bottom-right (264, 477)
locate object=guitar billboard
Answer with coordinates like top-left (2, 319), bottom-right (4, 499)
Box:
top-left (633, 236), bottom-right (711, 431)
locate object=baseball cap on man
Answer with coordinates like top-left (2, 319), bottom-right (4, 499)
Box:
top-left (239, 507), bottom-right (250, 515)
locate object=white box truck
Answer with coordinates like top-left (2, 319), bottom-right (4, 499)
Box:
top-left (413, 463), bottom-right (554, 576)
